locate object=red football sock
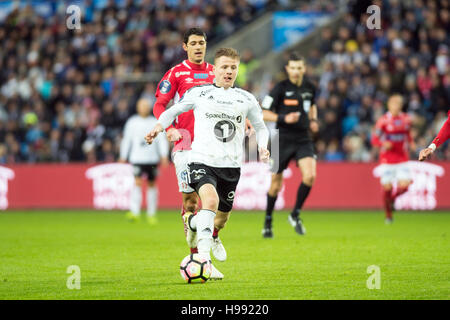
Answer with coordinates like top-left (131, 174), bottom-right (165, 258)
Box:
top-left (212, 227), bottom-right (219, 238)
top-left (190, 247), bottom-right (198, 254)
top-left (383, 190), bottom-right (393, 219)
top-left (392, 186), bottom-right (409, 199)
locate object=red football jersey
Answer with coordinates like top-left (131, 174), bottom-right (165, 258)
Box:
top-left (431, 110), bottom-right (450, 148)
top-left (371, 112), bottom-right (413, 164)
top-left (153, 59), bottom-right (215, 152)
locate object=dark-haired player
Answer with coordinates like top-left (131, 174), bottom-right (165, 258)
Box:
top-left (261, 52), bottom-right (319, 238)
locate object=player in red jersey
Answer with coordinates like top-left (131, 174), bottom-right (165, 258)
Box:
top-left (371, 94), bottom-right (416, 224)
top-left (419, 110), bottom-right (450, 161)
top-left (152, 28), bottom-right (227, 261)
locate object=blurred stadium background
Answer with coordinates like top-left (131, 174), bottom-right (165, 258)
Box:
top-left (1, 0), bottom-right (449, 301)
top-left (0, 0), bottom-right (449, 210)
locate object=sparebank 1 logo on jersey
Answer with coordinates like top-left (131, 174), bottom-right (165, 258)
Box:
top-left (373, 161), bottom-right (445, 210)
top-left (0, 166), bottom-right (15, 210)
top-left (85, 163), bottom-right (134, 210)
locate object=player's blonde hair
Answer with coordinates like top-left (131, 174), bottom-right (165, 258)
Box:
top-left (214, 48), bottom-right (240, 62)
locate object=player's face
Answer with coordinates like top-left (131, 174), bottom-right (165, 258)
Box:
top-left (137, 100), bottom-right (150, 117)
top-left (285, 60), bottom-right (306, 84)
top-left (213, 56), bottom-right (240, 89)
top-left (183, 35), bottom-right (207, 64)
top-left (387, 96), bottom-right (403, 115)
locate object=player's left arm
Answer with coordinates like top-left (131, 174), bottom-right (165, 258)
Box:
top-left (155, 130), bottom-right (170, 167)
top-left (145, 91), bottom-right (196, 144)
top-left (308, 86), bottom-right (319, 133)
top-left (407, 119), bottom-right (417, 153)
top-left (247, 98), bottom-right (270, 162)
top-left (308, 104), bottom-right (319, 133)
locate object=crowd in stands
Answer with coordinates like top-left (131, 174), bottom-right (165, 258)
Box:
top-left (0, 0), bottom-right (269, 163)
top-left (0, 0), bottom-right (448, 164)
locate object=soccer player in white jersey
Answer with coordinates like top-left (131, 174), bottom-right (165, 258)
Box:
top-left (120, 98), bottom-right (169, 224)
top-left (145, 48), bottom-right (270, 279)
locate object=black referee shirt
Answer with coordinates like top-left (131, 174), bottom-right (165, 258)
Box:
top-left (262, 78), bottom-right (316, 142)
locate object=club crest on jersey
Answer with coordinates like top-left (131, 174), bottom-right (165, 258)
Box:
top-left (194, 73), bottom-right (209, 79)
top-left (159, 80), bottom-right (171, 94)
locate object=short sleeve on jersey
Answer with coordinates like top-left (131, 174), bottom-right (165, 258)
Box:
top-left (156, 69), bottom-right (177, 98)
top-left (261, 83), bottom-right (281, 112)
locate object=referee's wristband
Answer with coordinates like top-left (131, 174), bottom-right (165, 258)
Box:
top-left (310, 118), bottom-right (318, 123)
top-left (276, 114), bottom-right (286, 124)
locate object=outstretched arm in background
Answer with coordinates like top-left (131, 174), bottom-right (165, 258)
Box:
top-left (419, 112), bottom-right (450, 161)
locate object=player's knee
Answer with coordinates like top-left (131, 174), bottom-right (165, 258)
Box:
top-left (134, 178), bottom-right (142, 187)
top-left (303, 172), bottom-right (316, 186)
top-left (269, 184), bottom-right (282, 196)
top-left (398, 180), bottom-right (411, 188)
top-left (202, 196), bottom-right (219, 212)
top-left (269, 176), bottom-right (283, 195)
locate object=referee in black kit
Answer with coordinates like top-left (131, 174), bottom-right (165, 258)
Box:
top-left (261, 52), bottom-right (319, 238)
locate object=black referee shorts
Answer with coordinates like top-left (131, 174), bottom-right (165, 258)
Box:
top-left (132, 164), bottom-right (158, 181)
top-left (187, 163), bottom-right (241, 213)
top-left (271, 139), bottom-right (316, 174)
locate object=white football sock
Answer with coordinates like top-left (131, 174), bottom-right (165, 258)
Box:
top-left (146, 187), bottom-right (157, 217)
top-left (130, 185), bottom-right (142, 215)
top-left (192, 209), bottom-right (215, 261)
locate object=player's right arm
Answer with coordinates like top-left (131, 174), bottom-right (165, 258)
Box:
top-left (371, 116), bottom-right (391, 150)
top-left (119, 119), bottom-right (132, 162)
top-left (153, 68), bottom-right (182, 142)
top-left (261, 84), bottom-right (299, 124)
top-left (419, 111), bottom-right (450, 161)
top-left (145, 90), bottom-right (196, 145)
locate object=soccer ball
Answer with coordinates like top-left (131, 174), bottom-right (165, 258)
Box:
top-left (180, 254), bottom-right (212, 283)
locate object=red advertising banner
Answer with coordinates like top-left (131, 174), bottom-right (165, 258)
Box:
top-left (0, 161), bottom-right (449, 210)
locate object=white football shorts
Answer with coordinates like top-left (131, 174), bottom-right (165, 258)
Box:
top-left (172, 150), bottom-right (195, 193)
top-left (379, 162), bottom-right (412, 185)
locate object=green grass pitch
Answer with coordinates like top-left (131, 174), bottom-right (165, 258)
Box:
top-left (0, 210), bottom-right (449, 300)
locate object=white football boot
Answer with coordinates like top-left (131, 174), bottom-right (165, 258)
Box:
top-left (211, 236), bottom-right (227, 261)
top-left (183, 211), bottom-right (198, 248)
top-left (209, 262), bottom-right (224, 280)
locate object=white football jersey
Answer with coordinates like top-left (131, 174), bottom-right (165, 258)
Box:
top-left (120, 115), bottom-right (169, 164)
top-left (158, 84), bottom-right (269, 168)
